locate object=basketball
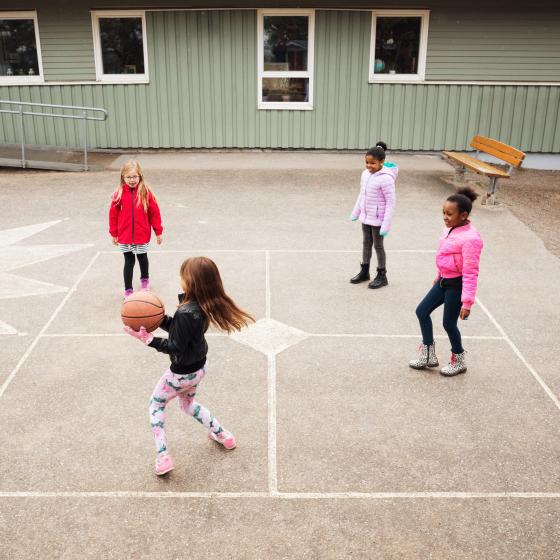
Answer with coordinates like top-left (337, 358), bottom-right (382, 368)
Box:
top-left (121, 291), bottom-right (165, 332)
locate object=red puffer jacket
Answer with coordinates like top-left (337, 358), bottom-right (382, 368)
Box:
top-left (109, 185), bottom-right (163, 244)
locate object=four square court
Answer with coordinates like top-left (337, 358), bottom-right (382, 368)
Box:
top-left (0, 154), bottom-right (559, 558)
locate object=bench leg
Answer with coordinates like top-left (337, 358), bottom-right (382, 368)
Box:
top-left (454, 165), bottom-right (467, 184)
top-left (484, 177), bottom-right (498, 205)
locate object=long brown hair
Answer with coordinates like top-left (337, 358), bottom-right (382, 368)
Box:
top-left (180, 257), bottom-right (255, 333)
top-left (113, 160), bottom-right (157, 212)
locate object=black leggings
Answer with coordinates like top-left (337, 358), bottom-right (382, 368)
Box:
top-left (123, 252), bottom-right (149, 290)
top-left (361, 224), bottom-right (386, 269)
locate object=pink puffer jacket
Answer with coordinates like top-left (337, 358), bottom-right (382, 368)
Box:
top-left (436, 223), bottom-right (484, 310)
top-left (351, 165), bottom-right (397, 231)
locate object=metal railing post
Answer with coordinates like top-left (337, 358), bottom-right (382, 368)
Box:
top-left (19, 104), bottom-right (26, 168)
top-left (0, 99), bottom-right (107, 172)
top-left (82, 110), bottom-right (88, 172)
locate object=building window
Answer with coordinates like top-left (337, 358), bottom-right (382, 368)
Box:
top-left (258, 9), bottom-right (314, 110)
top-left (0, 11), bottom-right (43, 83)
top-left (92, 10), bottom-right (148, 83)
top-left (369, 10), bottom-right (429, 82)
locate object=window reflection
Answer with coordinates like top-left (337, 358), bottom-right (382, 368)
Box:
top-left (99, 17), bottom-right (144, 75)
top-left (263, 16), bottom-right (308, 72)
top-left (0, 19), bottom-right (39, 77)
top-left (262, 77), bottom-right (309, 102)
top-left (374, 17), bottom-right (421, 75)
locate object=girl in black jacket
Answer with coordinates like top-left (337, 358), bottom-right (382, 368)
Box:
top-left (124, 256), bottom-right (254, 475)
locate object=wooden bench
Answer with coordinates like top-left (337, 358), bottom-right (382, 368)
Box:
top-left (443, 136), bottom-right (525, 204)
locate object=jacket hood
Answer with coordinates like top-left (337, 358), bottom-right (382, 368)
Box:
top-left (380, 163), bottom-right (398, 180)
top-left (366, 164), bottom-right (398, 181)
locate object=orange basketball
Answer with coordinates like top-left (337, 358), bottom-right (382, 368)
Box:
top-left (121, 291), bottom-right (165, 332)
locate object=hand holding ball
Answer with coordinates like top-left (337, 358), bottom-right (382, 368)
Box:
top-left (121, 291), bottom-right (165, 333)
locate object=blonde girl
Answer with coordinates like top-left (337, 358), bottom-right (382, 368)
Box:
top-left (109, 160), bottom-right (163, 298)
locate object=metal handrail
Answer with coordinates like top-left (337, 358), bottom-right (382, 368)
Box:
top-left (0, 100), bottom-right (108, 171)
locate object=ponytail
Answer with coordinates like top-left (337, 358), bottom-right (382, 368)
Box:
top-left (447, 187), bottom-right (479, 215)
top-left (366, 141), bottom-right (388, 162)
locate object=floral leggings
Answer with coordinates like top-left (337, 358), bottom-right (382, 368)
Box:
top-left (149, 365), bottom-right (226, 456)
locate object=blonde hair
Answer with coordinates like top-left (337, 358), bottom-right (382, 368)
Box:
top-left (179, 257), bottom-right (255, 334)
top-left (113, 160), bottom-right (157, 212)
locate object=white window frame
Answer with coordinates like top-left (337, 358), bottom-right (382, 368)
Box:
top-left (91, 10), bottom-right (149, 83)
top-left (257, 8), bottom-right (314, 110)
top-left (369, 9), bottom-right (429, 83)
top-left (0, 11), bottom-right (44, 85)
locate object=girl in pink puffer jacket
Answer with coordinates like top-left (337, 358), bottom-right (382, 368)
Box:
top-left (350, 141), bottom-right (397, 289)
top-left (409, 187), bottom-right (484, 377)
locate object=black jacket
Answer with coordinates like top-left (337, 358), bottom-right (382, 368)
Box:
top-left (148, 297), bottom-right (208, 374)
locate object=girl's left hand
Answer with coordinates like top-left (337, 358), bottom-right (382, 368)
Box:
top-left (123, 325), bottom-right (154, 344)
top-left (156, 235), bottom-right (163, 245)
top-left (460, 308), bottom-right (470, 320)
top-left (380, 230), bottom-right (389, 237)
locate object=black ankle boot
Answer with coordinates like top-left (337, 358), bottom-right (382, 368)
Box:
top-left (350, 263), bottom-right (370, 284)
top-left (368, 268), bottom-right (388, 289)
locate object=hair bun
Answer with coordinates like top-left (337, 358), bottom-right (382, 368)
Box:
top-left (456, 186), bottom-right (479, 202)
top-left (375, 141), bottom-right (388, 152)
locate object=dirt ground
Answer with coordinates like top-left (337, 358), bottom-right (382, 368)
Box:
top-left (467, 167), bottom-right (560, 257)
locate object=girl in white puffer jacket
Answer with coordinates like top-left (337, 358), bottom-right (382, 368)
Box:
top-left (350, 142), bottom-right (398, 289)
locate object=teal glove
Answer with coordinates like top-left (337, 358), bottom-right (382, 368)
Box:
top-left (380, 230), bottom-right (389, 237)
top-left (350, 215), bottom-right (358, 222)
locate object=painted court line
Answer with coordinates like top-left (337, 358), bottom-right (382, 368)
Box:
top-left (0, 251), bottom-right (101, 400)
top-left (40, 333), bottom-right (504, 340)
top-left (100, 249), bottom-right (436, 255)
top-left (307, 334), bottom-right (505, 340)
top-left (1, 491), bottom-right (558, 500)
top-left (40, 332), bottom-right (227, 338)
top-left (268, 354), bottom-right (278, 495)
top-left (476, 296), bottom-right (560, 412)
top-left (265, 250), bottom-right (278, 494)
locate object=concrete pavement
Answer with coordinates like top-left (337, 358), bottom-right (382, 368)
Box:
top-left (0, 152), bottom-right (559, 559)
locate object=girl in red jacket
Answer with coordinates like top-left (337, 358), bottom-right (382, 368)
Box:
top-left (109, 160), bottom-right (163, 298)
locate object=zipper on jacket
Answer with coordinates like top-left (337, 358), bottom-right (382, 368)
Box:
top-left (131, 187), bottom-right (135, 244)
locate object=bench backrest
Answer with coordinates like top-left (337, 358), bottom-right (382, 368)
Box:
top-left (470, 136), bottom-right (525, 168)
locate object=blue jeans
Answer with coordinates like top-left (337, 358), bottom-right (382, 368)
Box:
top-left (415, 281), bottom-right (464, 354)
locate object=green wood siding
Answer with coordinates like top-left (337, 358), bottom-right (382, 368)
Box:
top-left (0, 6), bottom-right (559, 151)
top-left (427, 13), bottom-right (560, 81)
top-left (37, 5), bottom-right (95, 81)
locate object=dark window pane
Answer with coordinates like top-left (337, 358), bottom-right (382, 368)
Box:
top-left (263, 16), bottom-right (308, 71)
top-left (374, 17), bottom-right (421, 75)
top-left (0, 19), bottom-right (39, 77)
top-left (262, 77), bottom-right (309, 103)
top-left (99, 17), bottom-right (144, 75)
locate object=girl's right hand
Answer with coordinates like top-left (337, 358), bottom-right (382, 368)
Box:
top-left (112, 236), bottom-right (118, 245)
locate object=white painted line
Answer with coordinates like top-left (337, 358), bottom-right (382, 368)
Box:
top-left (476, 297), bottom-right (560, 412)
top-left (39, 332), bottom-right (503, 341)
top-left (0, 491), bottom-right (558, 499)
top-left (268, 353), bottom-right (278, 494)
top-left (267, 249), bottom-right (437, 254)
top-left (99, 249), bottom-right (436, 255)
top-left (0, 491), bottom-right (269, 499)
top-left (275, 492), bottom-right (560, 500)
top-left (0, 252), bottom-right (101, 400)
top-left (307, 334), bottom-right (505, 340)
top-left (265, 250), bottom-right (271, 319)
top-left (99, 249), bottom-right (266, 254)
top-left (40, 332), bottom-right (227, 338)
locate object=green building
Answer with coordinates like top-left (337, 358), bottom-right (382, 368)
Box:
top-left (0, 1), bottom-right (559, 152)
